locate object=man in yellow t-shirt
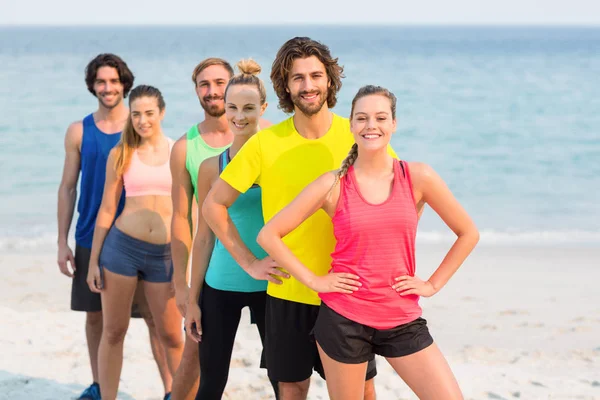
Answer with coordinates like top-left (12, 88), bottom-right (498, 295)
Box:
top-left (203, 37), bottom-right (386, 399)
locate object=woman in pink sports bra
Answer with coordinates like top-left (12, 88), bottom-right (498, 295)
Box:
top-left (258, 85), bottom-right (479, 400)
top-left (86, 85), bottom-right (183, 400)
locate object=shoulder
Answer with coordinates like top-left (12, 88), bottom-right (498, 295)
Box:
top-left (171, 135), bottom-right (188, 162)
top-left (332, 113), bottom-right (350, 128)
top-left (65, 120), bottom-right (83, 141)
top-left (199, 154), bottom-right (220, 175)
top-left (257, 116), bottom-right (292, 137)
top-left (313, 170), bottom-right (339, 191)
top-left (406, 161), bottom-right (438, 186)
top-left (107, 146), bottom-right (119, 162)
top-left (258, 118), bottom-right (273, 129)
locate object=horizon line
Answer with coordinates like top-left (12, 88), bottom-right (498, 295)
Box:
top-left (2, 22), bottom-right (600, 28)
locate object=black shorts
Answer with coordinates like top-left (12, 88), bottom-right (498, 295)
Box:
top-left (71, 244), bottom-right (147, 319)
top-left (265, 295), bottom-right (377, 383)
top-left (314, 302), bottom-right (434, 364)
top-left (71, 245), bottom-right (102, 312)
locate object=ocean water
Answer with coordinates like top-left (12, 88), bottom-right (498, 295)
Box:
top-left (0, 26), bottom-right (599, 249)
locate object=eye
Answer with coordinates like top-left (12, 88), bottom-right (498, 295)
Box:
top-left (377, 117), bottom-right (387, 121)
top-left (356, 117), bottom-right (366, 122)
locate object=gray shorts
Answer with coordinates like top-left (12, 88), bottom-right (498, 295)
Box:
top-left (99, 226), bottom-right (173, 283)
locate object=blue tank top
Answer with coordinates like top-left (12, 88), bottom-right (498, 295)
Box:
top-left (205, 150), bottom-right (268, 293)
top-left (74, 114), bottom-right (125, 248)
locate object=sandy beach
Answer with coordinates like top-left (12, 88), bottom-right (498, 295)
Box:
top-left (1, 243), bottom-right (598, 400)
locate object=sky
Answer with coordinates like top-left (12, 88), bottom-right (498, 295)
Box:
top-left (1, 0), bottom-right (600, 25)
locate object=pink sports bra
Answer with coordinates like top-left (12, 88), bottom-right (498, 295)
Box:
top-left (123, 138), bottom-right (174, 197)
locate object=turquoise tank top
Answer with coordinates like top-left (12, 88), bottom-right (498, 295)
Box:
top-left (204, 149), bottom-right (268, 293)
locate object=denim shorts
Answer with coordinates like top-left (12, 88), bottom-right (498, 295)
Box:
top-left (99, 226), bottom-right (173, 283)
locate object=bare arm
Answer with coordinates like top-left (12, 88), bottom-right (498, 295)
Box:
top-left (87, 149), bottom-right (123, 292)
top-left (185, 158), bottom-right (218, 341)
top-left (56, 121), bottom-right (82, 277)
top-left (189, 159), bottom-right (217, 304)
top-left (394, 162), bottom-right (480, 296)
top-left (202, 179), bottom-right (286, 283)
top-left (170, 137), bottom-right (194, 313)
top-left (257, 172), bottom-right (360, 294)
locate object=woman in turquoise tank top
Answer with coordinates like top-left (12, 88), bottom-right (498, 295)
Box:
top-left (184, 59), bottom-right (279, 399)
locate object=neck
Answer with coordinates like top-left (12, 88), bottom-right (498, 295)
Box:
top-left (229, 124), bottom-right (259, 158)
top-left (96, 101), bottom-right (128, 122)
top-left (200, 112), bottom-right (230, 134)
top-left (292, 106), bottom-right (332, 139)
top-left (353, 147), bottom-right (393, 175)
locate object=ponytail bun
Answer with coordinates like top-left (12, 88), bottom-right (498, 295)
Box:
top-left (237, 59), bottom-right (261, 76)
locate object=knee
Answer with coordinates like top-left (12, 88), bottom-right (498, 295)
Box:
top-left (103, 324), bottom-right (128, 346)
top-left (86, 311), bottom-right (103, 327)
top-left (279, 380), bottom-right (309, 398)
top-left (141, 312), bottom-right (156, 330)
top-left (364, 378), bottom-right (376, 400)
top-left (158, 328), bottom-right (183, 349)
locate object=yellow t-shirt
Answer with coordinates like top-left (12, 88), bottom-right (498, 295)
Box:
top-left (221, 113), bottom-right (396, 305)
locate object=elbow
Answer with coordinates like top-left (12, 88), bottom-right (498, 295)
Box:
top-left (256, 226), bottom-right (268, 250)
top-left (462, 226), bottom-right (480, 247)
top-left (257, 225), bottom-right (276, 252)
top-left (201, 195), bottom-right (213, 221)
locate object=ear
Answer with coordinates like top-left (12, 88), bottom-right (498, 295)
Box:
top-left (160, 108), bottom-right (166, 121)
top-left (392, 118), bottom-right (397, 132)
top-left (260, 102), bottom-right (268, 116)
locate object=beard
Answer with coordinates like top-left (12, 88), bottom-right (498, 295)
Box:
top-left (291, 89), bottom-right (327, 117)
top-left (200, 95), bottom-right (225, 118)
top-left (97, 92), bottom-right (123, 110)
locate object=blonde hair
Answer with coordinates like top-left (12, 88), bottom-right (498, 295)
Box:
top-left (113, 85), bottom-right (166, 177)
top-left (224, 59), bottom-right (267, 105)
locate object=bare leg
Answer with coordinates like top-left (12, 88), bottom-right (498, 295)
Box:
top-left (279, 380), bottom-right (310, 400)
top-left (316, 342), bottom-right (367, 400)
top-left (98, 270), bottom-right (138, 400)
top-left (171, 336), bottom-right (200, 400)
top-left (143, 281), bottom-right (184, 376)
top-left (364, 378), bottom-right (376, 400)
top-left (386, 343), bottom-right (463, 400)
top-left (135, 283), bottom-right (173, 394)
top-left (85, 311), bottom-right (103, 383)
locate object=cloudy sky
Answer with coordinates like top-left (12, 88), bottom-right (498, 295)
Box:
top-left (2, 0), bottom-right (599, 25)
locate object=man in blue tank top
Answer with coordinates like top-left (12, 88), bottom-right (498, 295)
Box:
top-left (57, 54), bottom-right (172, 400)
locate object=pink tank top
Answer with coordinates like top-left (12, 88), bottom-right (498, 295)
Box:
top-left (319, 160), bottom-right (422, 330)
top-left (123, 138), bottom-right (174, 197)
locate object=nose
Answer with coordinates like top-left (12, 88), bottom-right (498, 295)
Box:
top-left (208, 84), bottom-right (219, 97)
top-left (139, 114), bottom-right (147, 124)
top-left (301, 77), bottom-right (315, 93)
top-left (366, 117), bottom-right (377, 129)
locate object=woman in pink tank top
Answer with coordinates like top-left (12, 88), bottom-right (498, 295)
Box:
top-left (258, 85), bottom-right (479, 400)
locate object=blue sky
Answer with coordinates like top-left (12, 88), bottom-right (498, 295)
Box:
top-left (2, 0), bottom-right (599, 25)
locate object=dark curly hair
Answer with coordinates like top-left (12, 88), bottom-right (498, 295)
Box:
top-left (270, 37), bottom-right (344, 114)
top-left (85, 53), bottom-right (135, 98)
